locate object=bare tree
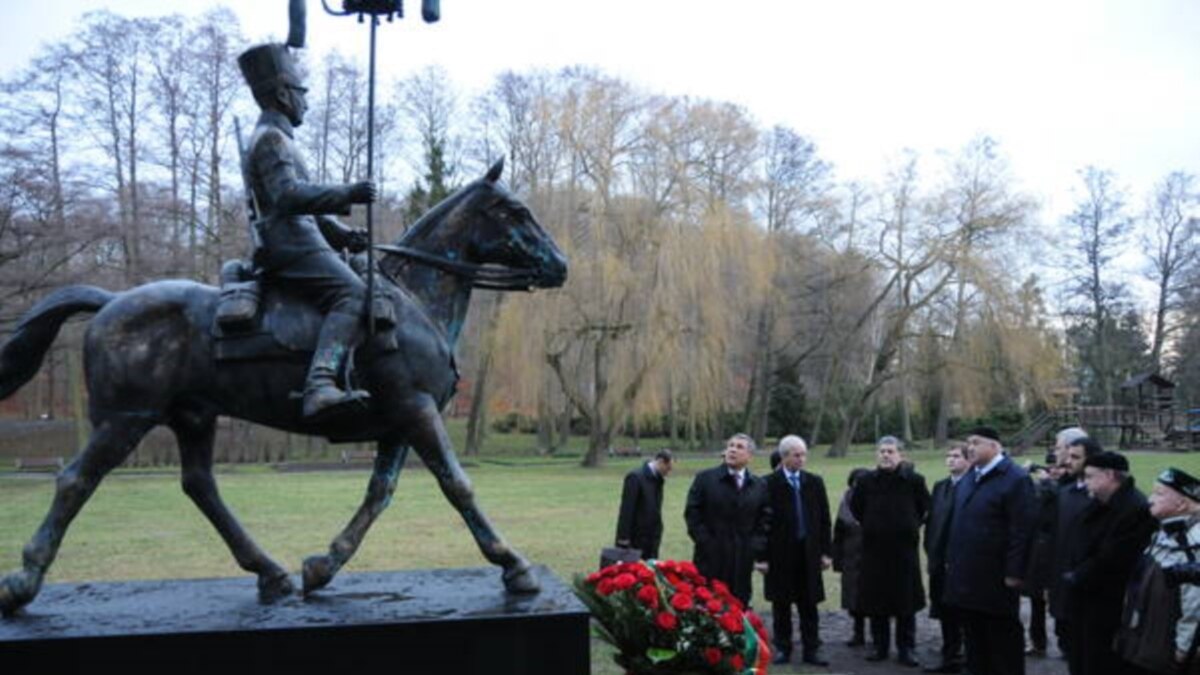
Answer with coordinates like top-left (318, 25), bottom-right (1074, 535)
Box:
top-left (1143, 171), bottom-right (1198, 372)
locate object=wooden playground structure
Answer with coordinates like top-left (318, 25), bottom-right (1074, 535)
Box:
top-left (1011, 373), bottom-right (1200, 454)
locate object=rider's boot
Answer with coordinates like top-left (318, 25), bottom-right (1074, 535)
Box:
top-left (302, 310), bottom-right (370, 420)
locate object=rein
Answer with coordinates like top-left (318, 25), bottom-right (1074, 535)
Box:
top-left (375, 244), bottom-right (541, 292)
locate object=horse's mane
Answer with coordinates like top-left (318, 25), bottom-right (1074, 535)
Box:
top-left (395, 178), bottom-right (485, 246)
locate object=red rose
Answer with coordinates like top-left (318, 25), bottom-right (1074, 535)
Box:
top-left (703, 647), bottom-right (722, 665)
top-left (706, 599), bottom-right (724, 614)
top-left (747, 610), bottom-right (765, 633)
top-left (675, 582), bottom-right (694, 596)
top-left (711, 579), bottom-right (730, 596)
top-left (634, 565), bottom-right (654, 581)
top-left (586, 571), bottom-right (602, 584)
top-left (613, 573), bottom-right (637, 590)
top-left (597, 578), bottom-right (616, 596)
top-left (730, 654), bottom-right (744, 671)
top-left (695, 587), bottom-right (713, 601)
top-left (669, 592), bottom-right (694, 611)
top-left (664, 572), bottom-right (682, 586)
top-left (680, 561), bottom-right (699, 576)
top-left (655, 612), bottom-right (678, 631)
top-left (636, 584), bottom-right (659, 608)
top-left (719, 611), bottom-right (744, 634)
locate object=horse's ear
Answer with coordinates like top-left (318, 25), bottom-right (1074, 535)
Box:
top-left (485, 158), bottom-right (504, 183)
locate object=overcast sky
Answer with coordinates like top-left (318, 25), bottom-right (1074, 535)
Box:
top-left (3, 0), bottom-right (1199, 228)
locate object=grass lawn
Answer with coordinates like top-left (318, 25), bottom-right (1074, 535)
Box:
top-left (2, 436), bottom-right (1199, 673)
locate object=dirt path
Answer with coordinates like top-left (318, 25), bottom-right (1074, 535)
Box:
top-left (764, 607), bottom-right (1067, 675)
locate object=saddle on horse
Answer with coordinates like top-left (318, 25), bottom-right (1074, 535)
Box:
top-left (212, 258), bottom-right (397, 364)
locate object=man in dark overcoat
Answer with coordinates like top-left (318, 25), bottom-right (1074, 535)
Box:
top-left (1063, 451), bottom-right (1156, 675)
top-left (943, 427), bottom-right (1035, 675)
top-left (615, 449), bottom-right (674, 560)
top-left (1051, 434), bottom-right (1101, 672)
top-left (850, 436), bottom-right (930, 667)
top-left (923, 442), bottom-right (970, 673)
top-left (685, 433), bottom-right (769, 605)
top-left (761, 435), bottom-right (832, 666)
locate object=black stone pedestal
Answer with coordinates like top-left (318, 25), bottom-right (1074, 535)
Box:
top-left (0, 566), bottom-right (590, 675)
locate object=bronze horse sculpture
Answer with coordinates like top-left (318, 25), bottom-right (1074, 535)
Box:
top-left (0, 159), bottom-right (567, 616)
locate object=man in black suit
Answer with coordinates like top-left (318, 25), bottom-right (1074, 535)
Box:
top-left (1063, 451), bottom-right (1157, 675)
top-left (615, 449), bottom-right (674, 560)
top-left (760, 435), bottom-right (832, 666)
top-left (685, 433), bottom-right (770, 606)
top-left (924, 442), bottom-right (970, 673)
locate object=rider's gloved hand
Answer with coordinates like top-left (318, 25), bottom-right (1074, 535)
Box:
top-left (345, 181), bottom-right (377, 205)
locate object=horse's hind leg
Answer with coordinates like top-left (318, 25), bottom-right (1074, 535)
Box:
top-left (0, 413), bottom-right (155, 616)
top-left (407, 405), bottom-right (540, 594)
top-left (172, 412), bottom-right (294, 602)
top-left (302, 442), bottom-right (407, 594)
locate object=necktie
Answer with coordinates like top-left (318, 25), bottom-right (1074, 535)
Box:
top-left (735, 472), bottom-right (744, 490)
top-left (790, 473), bottom-right (807, 540)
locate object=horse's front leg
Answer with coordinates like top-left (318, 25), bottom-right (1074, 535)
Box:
top-left (406, 404), bottom-right (540, 594)
top-left (302, 442), bottom-right (407, 594)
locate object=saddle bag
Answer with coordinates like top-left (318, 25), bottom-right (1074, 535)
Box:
top-left (215, 259), bottom-right (262, 333)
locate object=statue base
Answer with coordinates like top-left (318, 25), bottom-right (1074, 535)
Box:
top-left (0, 566), bottom-right (590, 674)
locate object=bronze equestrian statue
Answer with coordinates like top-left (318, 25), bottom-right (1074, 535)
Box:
top-left (0, 34), bottom-right (567, 614)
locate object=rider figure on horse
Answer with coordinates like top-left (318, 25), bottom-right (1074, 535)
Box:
top-left (237, 43), bottom-right (375, 420)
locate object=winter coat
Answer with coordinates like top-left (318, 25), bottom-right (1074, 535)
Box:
top-left (684, 464), bottom-right (769, 605)
top-left (615, 462), bottom-right (665, 559)
top-left (763, 469), bottom-right (832, 605)
top-left (943, 456), bottom-right (1035, 618)
top-left (925, 474), bottom-right (965, 619)
top-left (1023, 476), bottom-right (1059, 594)
top-left (1049, 476), bottom-right (1093, 619)
top-left (1116, 515), bottom-right (1200, 675)
top-left (833, 491), bottom-right (864, 613)
top-left (850, 465), bottom-right (930, 616)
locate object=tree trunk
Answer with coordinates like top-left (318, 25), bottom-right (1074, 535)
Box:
top-left (581, 338), bottom-right (611, 467)
top-left (465, 299), bottom-right (503, 456)
top-left (464, 347), bottom-right (493, 456)
top-left (667, 376), bottom-right (678, 448)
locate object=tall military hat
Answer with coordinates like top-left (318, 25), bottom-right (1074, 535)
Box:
top-left (238, 44), bottom-right (303, 98)
top-left (239, 0), bottom-right (307, 98)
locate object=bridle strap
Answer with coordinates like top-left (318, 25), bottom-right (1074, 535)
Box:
top-left (374, 244), bottom-right (539, 291)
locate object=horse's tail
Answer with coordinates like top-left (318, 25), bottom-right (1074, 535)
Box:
top-left (0, 285), bottom-right (115, 401)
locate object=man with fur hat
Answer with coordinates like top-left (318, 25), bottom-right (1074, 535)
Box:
top-left (238, 40), bottom-right (378, 420)
top-left (1062, 451), bottom-right (1156, 675)
top-left (1115, 468), bottom-right (1200, 675)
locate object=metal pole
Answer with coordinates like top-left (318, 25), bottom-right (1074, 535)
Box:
top-left (365, 13), bottom-right (378, 334)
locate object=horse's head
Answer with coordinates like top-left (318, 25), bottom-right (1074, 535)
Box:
top-left (381, 159), bottom-right (567, 291)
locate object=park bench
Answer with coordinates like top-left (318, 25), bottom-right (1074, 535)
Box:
top-left (14, 456), bottom-right (65, 472)
top-left (607, 446), bottom-right (642, 458)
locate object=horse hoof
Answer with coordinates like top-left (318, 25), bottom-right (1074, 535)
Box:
top-left (257, 570), bottom-right (295, 604)
top-left (502, 563), bottom-right (540, 595)
top-left (302, 555), bottom-right (337, 595)
top-left (0, 569), bottom-right (41, 617)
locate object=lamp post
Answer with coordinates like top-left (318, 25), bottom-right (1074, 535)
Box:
top-left (317, 0), bottom-right (441, 330)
